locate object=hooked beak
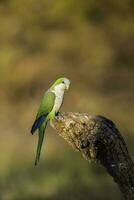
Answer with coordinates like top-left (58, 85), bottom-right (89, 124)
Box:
top-left (65, 83), bottom-right (70, 90)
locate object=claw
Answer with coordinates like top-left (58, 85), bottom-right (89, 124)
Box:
top-left (55, 111), bottom-right (60, 116)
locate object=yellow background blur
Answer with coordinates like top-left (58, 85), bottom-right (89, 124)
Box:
top-left (0, 0), bottom-right (133, 199)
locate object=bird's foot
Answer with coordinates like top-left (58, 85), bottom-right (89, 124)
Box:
top-left (55, 111), bottom-right (60, 116)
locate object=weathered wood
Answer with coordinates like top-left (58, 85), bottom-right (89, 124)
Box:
top-left (51, 112), bottom-right (134, 200)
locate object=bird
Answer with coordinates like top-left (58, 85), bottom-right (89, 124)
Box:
top-left (31, 77), bottom-right (70, 165)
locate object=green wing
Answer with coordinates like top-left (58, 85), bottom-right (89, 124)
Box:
top-left (36, 91), bottom-right (55, 119)
top-left (31, 91), bottom-right (55, 134)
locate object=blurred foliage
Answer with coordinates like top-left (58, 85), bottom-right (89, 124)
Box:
top-left (0, 0), bottom-right (133, 199)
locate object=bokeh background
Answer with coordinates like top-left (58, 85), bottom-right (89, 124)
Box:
top-left (0, 0), bottom-right (134, 200)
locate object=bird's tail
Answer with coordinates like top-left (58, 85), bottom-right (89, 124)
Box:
top-left (34, 120), bottom-right (47, 165)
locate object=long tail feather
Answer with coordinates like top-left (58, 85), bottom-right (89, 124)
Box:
top-left (34, 121), bottom-right (47, 165)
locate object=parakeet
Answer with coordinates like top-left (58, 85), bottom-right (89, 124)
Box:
top-left (31, 77), bottom-right (70, 165)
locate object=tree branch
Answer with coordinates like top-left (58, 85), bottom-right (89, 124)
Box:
top-left (51, 112), bottom-right (134, 200)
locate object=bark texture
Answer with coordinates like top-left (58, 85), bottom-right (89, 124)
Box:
top-left (51, 112), bottom-right (134, 200)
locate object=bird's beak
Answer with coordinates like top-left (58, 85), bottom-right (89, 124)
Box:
top-left (65, 84), bottom-right (70, 90)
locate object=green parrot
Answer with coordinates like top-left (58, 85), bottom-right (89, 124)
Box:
top-left (31, 77), bottom-right (70, 165)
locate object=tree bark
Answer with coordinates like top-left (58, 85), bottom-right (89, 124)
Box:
top-left (51, 112), bottom-right (134, 200)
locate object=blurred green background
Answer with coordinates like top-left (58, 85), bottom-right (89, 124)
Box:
top-left (0, 0), bottom-right (133, 199)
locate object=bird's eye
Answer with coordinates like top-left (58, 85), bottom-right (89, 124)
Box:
top-left (62, 81), bottom-right (64, 84)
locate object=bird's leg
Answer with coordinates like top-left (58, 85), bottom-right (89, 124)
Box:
top-left (50, 112), bottom-right (61, 128)
top-left (55, 111), bottom-right (60, 116)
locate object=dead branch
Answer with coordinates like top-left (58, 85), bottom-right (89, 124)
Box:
top-left (51, 112), bottom-right (134, 200)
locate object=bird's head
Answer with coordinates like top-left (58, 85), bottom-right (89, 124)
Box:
top-left (52, 77), bottom-right (70, 92)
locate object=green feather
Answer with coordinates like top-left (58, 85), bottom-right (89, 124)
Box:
top-left (36, 91), bottom-right (55, 119)
top-left (50, 77), bottom-right (67, 89)
top-left (35, 121), bottom-right (47, 165)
